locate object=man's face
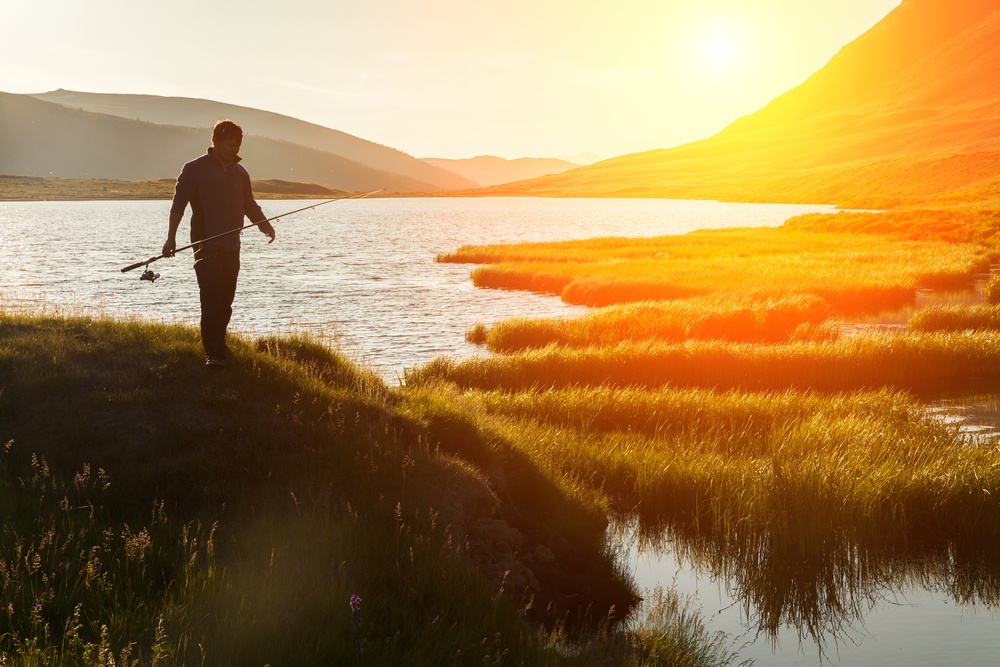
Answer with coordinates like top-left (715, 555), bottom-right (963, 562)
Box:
top-left (213, 136), bottom-right (242, 164)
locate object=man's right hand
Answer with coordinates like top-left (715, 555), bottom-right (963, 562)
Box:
top-left (162, 238), bottom-right (176, 257)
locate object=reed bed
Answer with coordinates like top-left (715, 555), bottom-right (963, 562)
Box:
top-left (461, 386), bottom-right (914, 440)
top-left (469, 243), bottom-right (983, 311)
top-left (479, 406), bottom-right (1000, 539)
top-left (436, 384), bottom-right (1000, 642)
top-left (782, 208), bottom-right (1000, 244)
top-left (441, 227), bottom-right (986, 312)
top-left (986, 274), bottom-right (1000, 305)
top-left (909, 304), bottom-right (1000, 333)
top-left (407, 330), bottom-right (1000, 395)
top-left (471, 294), bottom-right (834, 352)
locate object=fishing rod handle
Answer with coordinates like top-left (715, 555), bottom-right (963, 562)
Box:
top-left (121, 256), bottom-right (160, 273)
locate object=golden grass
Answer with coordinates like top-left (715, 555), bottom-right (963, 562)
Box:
top-left (471, 294), bottom-right (834, 352)
top-left (406, 330), bottom-right (1000, 394)
top-left (440, 227), bottom-right (987, 312)
top-left (909, 305), bottom-right (1000, 333)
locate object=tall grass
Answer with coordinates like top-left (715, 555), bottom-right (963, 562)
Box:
top-left (469, 295), bottom-right (833, 352)
top-left (782, 208), bottom-right (1000, 244)
top-left (909, 304), bottom-right (1000, 333)
top-left (414, 383), bottom-right (1000, 644)
top-left (407, 330), bottom-right (1000, 395)
top-left (1, 311), bottom-right (741, 666)
top-left (440, 227), bottom-right (987, 312)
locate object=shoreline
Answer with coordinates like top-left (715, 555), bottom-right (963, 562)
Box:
top-left (0, 175), bottom-right (347, 201)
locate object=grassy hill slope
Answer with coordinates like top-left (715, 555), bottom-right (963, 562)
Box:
top-left (423, 155), bottom-right (580, 187)
top-left (0, 91), bottom-right (476, 194)
top-left (478, 0), bottom-right (1000, 207)
top-left (2, 313), bottom-right (751, 665)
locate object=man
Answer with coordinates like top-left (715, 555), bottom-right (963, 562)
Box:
top-left (163, 119), bottom-right (275, 369)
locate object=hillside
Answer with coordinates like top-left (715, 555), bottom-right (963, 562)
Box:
top-left (478, 0), bottom-right (1000, 207)
top-left (1, 91), bottom-right (477, 193)
top-left (0, 313), bottom-right (655, 663)
top-left (423, 155), bottom-right (579, 187)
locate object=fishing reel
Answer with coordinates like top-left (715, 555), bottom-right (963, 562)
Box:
top-left (140, 268), bottom-right (160, 283)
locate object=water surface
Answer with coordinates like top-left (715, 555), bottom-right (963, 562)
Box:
top-left (0, 197), bottom-right (836, 376)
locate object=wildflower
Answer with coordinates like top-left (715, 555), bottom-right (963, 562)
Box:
top-left (350, 594), bottom-right (363, 625)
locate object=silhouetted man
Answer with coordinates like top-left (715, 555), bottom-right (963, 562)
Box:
top-left (163, 119), bottom-right (275, 368)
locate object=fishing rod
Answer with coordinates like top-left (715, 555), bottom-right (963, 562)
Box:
top-left (121, 188), bottom-right (383, 280)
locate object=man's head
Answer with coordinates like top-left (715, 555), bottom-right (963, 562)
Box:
top-left (211, 119), bottom-right (243, 164)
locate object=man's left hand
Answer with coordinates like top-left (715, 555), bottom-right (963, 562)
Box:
top-left (259, 220), bottom-right (276, 244)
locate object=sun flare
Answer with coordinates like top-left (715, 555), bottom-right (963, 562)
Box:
top-left (698, 29), bottom-right (740, 70)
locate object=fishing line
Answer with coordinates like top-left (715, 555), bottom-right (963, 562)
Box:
top-left (121, 188), bottom-right (383, 281)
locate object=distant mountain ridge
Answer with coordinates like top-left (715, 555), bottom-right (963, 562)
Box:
top-left (1, 90), bottom-right (478, 193)
top-left (423, 155), bottom-right (580, 187)
top-left (479, 0), bottom-right (1000, 207)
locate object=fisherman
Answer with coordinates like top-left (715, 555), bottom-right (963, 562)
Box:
top-left (162, 119), bottom-right (275, 369)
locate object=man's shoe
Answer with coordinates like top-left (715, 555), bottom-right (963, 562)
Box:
top-left (205, 356), bottom-right (226, 369)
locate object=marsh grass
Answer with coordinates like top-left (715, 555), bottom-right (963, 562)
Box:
top-left (909, 304), bottom-right (1000, 333)
top-left (407, 330), bottom-right (1000, 395)
top-left (423, 206), bottom-right (1000, 652)
top-left (1, 311), bottom-right (738, 666)
top-left (440, 227), bottom-right (987, 312)
top-left (469, 295), bottom-right (834, 352)
top-left (417, 383), bottom-right (1000, 645)
top-left (985, 275), bottom-right (1000, 305)
top-left (782, 208), bottom-right (1000, 244)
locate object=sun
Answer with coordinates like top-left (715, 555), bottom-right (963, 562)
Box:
top-left (698, 29), bottom-right (740, 70)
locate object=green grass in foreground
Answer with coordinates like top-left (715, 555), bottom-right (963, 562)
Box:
top-left (0, 312), bottom-right (743, 667)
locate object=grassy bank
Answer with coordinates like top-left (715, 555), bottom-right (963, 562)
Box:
top-left (0, 175), bottom-right (344, 201)
top-left (439, 226), bottom-right (990, 312)
top-left (407, 330), bottom-right (1000, 395)
top-left (0, 312), bottom-right (747, 666)
top-left (428, 204), bottom-right (1000, 647)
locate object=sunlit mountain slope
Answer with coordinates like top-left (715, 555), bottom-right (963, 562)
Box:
top-left (479, 0), bottom-right (1000, 207)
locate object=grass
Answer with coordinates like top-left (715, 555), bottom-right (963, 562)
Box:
top-left (468, 295), bottom-right (835, 353)
top-left (439, 226), bottom-right (989, 312)
top-left (0, 175), bottom-right (344, 201)
top-left (426, 204), bottom-right (1000, 650)
top-left (407, 330), bottom-right (1000, 395)
top-left (0, 310), bottom-right (746, 666)
top-left (397, 382), bottom-right (1000, 645)
top-left (909, 304), bottom-right (1000, 333)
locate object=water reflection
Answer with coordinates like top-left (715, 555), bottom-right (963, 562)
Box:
top-left (615, 516), bottom-right (1000, 663)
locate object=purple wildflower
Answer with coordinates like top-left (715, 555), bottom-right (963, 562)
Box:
top-left (350, 594), bottom-right (363, 625)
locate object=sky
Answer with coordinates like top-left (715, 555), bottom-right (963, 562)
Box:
top-left (3, 0), bottom-right (902, 162)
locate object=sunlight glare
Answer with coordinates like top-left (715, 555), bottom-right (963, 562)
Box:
top-left (699, 29), bottom-right (740, 70)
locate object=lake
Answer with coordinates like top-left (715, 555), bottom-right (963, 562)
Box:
top-left (0, 197), bottom-right (836, 377)
top-left (2, 197), bottom-right (997, 665)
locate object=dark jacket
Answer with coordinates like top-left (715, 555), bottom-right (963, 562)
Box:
top-left (170, 148), bottom-right (265, 261)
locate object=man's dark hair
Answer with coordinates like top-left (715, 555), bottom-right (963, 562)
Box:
top-left (212, 119), bottom-right (243, 143)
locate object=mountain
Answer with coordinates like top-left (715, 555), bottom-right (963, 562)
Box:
top-left (477, 0), bottom-right (1000, 207)
top-left (422, 155), bottom-right (580, 187)
top-left (1, 90), bottom-right (478, 193)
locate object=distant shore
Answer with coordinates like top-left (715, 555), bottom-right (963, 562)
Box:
top-left (0, 175), bottom-right (347, 201)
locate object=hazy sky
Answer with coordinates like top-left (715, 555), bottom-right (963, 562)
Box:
top-left (3, 0), bottom-right (901, 161)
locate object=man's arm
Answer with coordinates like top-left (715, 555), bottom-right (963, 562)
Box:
top-left (241, 168), bottom-right (275, 243)
top-left (163, 211), bottom-right (183, 257)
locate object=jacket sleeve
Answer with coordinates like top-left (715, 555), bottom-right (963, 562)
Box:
top-left (241, 168), bottom-right (266, 223)
top-left (170, 163), bottom-right (193, 216)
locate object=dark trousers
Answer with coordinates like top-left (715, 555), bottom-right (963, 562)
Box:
top-left (194, 250), bottom-right (240, 359)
